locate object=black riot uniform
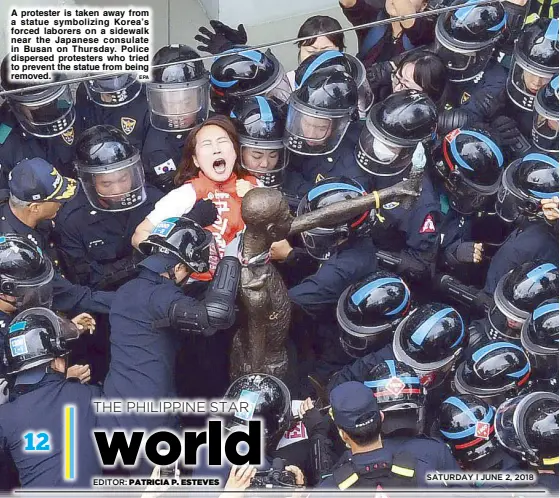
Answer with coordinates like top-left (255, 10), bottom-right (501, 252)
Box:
top-left (100, 217), bottom-right (240, 475)
top-left (141, 45), bottom-right (210, 192)
top-left (0, 308), bottom-right (101, 487)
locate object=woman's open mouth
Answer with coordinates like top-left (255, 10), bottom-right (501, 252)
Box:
top-left (213, 158), bottom-right (226, 174)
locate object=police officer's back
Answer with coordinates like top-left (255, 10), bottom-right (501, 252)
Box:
top-left (0, 308), bottom-right (99, 487)
top-left (318, 382), bottom-right (459, 489)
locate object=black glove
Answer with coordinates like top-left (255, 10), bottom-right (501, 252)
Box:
top-left (302, 407), bottom-right (330, 435)
top-left (490, 115), bottom-right (520, 147)
top-left (151, 170), bottom-right (177, 194)
top-left (365, 61), bottom-right (392, 91)
top-left (186, 199), bottom-right (218, 227)
top-left (455, 242), bottom-right (479, 263)
top-left (195, 20), bottom-right (247, 55)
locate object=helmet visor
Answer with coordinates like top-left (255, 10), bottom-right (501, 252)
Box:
top-left (240, 144), bottom-right (287, 188)
top-left (532, 112), bottom-right (559, 153)
top-left (507, 56), bottom-right (554, 111)
top-left (284, 102), bottom-right (351, 156)
top-left (435, 40), bottom-right (493, 83)
top-left (147, 80), bottom-right (210, 132)
top-left (356, 119), bottom-right (414, 176)
top-left (10, 86), bottom-right (75, 138)
top-left (495, 164), bottom-right (541, 223)
top-left (85, 75), bottom-right (141, 107)
top-left (78, 154), bottom-right (147, 212)
top-left (264, 69), bottom-right (292, 105)
top-left (301, 227), bottom-right (342, 261)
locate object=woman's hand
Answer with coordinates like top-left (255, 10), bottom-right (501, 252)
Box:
top-left (236, 179), bottom-right (254, 198)
top-left (542, 197), bottom-right (559, 222)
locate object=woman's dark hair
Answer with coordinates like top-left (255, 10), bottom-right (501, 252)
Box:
top-left (339, 415), bottom-right (382, 446)
top-left (296, 16), bottom-right (345, 51)
top-left (175, 115), bottom-right (244, 186)
top-left (396, 50), bottom-right (449, 108)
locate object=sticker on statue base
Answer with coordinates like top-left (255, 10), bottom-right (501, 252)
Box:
top-left (475, 421), bottom-right (491, 439)
top-left (386, 376), bottom-right (405, 396)
top-left (419, 214), bottom-right (436, 234)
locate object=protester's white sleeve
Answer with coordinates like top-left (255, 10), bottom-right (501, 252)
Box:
top-left (146, 184), bottom-right (197, 226)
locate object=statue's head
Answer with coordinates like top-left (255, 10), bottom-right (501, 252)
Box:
top-left (242, 188), bottom-right (293, 242)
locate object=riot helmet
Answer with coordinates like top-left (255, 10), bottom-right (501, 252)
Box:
top-left (433, 128), bottom-right (504, 215)
top-left (210, 48), bottom-right (292, 114)
top-left (364, 359), bottom-right (426, 436)
top-left (2, 307), bottom-right (80, 376)
top-left (492, 261), bottom-right (559, 334)
top-left (147, 45), bottom-right (210, 132)
top-left (356, 90), bottom-right (437, 177)
top-left (0, 57), bottom-right (75, 138)
top-left (521, 299), bottom-right (559, 378)
top-left (495, 153), bottom-right (559, 223)
top-left (435, 0), bottom-right (507, 82)
top-left (223, 373), bottom-right (292, 451)
top-left (337, 271), bottom-right (411, 357)
top-left (532, 75), bottom-right (559, 153)
top-left (294, 51), bottom-right (373, 117)
top-left (75, 125), bottom-right (147, 212)
top-left (439, 394), bottom-right (502, 470)
top-left (230, 96), bottom-right (287, 188)
top-left (296, 177), bottom-right (371, 261)
top-left (495, 391), bottom-right (559, 467)
top-left (85, 73), bottom-right (142, 107)
top-left (454, 341), bottom-right (532, 406)
top-left (0, 234), bottom-right (54, 310)
top-left (284, 70), bottom-right (358, 156)
top-left (139, 216), bottom-right (214, 275)
top-left (393, 303), bottom-right (466, 390)
top-left (507, 18), bottom-right (559, 111)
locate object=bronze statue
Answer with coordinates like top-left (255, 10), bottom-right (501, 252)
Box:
top-left (231, 160), bottom-right (425, 381)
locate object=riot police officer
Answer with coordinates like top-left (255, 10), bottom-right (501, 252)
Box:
top-left (356, 90), bottom-right (441, 282)
top-left (0, 56), bottom-right (79, 178)
top-left (209, 47), bottom-right (292, 115)
top-left (318, 382), bottom-right (459, 489)
top-left (337, 271), bottom-right (411, 358)
top-left (141, 45), bottom-right (210, 192)
top-left (495, 391), bottom-right (559, 491)
top-left (431, 128), bottom-right (504, 277)
top-left (453, 340), bottom-right (532, 406)
top-left (0, 158), bottom-right (114, 316)
top-left (506, 18), bottom-right (559, 139)
top-left (438, 394), bottom-right (521, 473)
top-left (484, 154), bottom-right (559, 293)
top-left (435, 0), bottom-right (508, 132)
top-left (286, 178), bottom-right (377, 383)
top-left (76, 73), bottom-right (149, 151)
top-left (0, 307), bottom-right (99, 487)
top-left (282, 65), bottom-right (372, 208)
top-left (521, 298), bottom-right (559, 380)
top-left (101, 217), bottom-right (240, 475)
top-left (56, 125), bottom-right (163, 289)
top-left (532, 75), bottom-right (559, 154)
top-left (229, 96), bottom-right (288, 188)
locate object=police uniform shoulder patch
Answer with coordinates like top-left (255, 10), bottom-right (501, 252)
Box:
top-left (460, 92), bottom-right (471, 105)
top-left (121, 117), bottom-right (137, 135)
top-left (61, 127), bottom-right (74, 145)
top-left (419, 214), bottom-right (436, 234)
top-left (315, 173), bottom-right (325, 183)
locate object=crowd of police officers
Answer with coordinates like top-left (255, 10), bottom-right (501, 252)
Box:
top-left (0, 0), bottom-right (558, 491)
